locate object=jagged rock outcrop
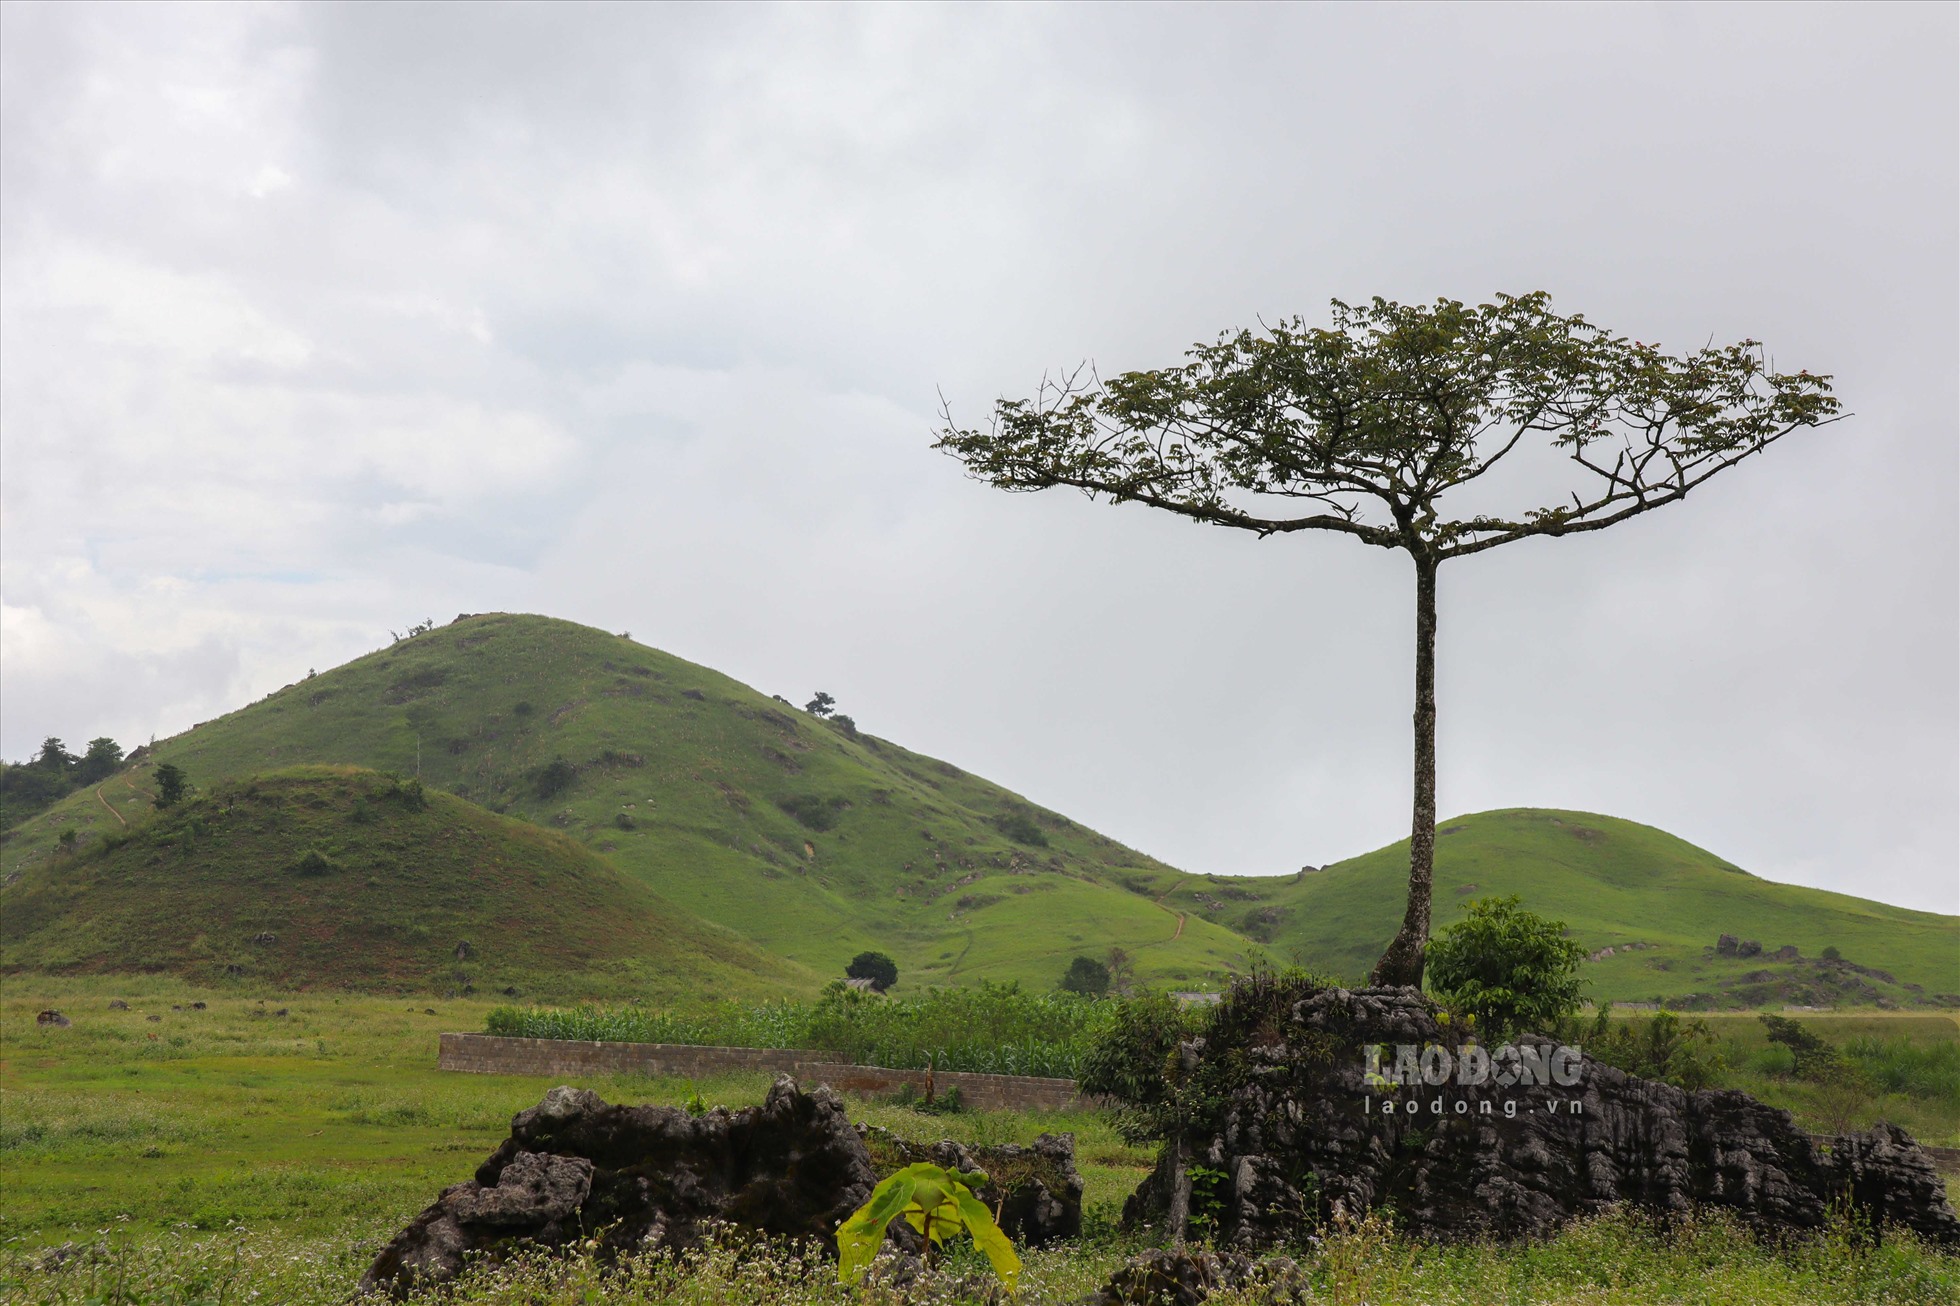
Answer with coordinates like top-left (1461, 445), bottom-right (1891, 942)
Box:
top-left (1122, 982), bottom-right (1960, 1248)
top-left (359, 1077), bottom-right (876, 1297)
top-left (859, 1125), bottom-right (1084, 1245)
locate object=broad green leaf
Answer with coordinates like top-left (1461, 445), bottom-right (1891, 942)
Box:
top-left (954, 1185), bottom-right (1021, 1292)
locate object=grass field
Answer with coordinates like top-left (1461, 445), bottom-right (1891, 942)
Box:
top-left (4, 981), bottom-right (1957, 1303)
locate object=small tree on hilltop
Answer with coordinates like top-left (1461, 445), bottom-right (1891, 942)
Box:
top-left (846, 950), bottom-right (898, 992)
top-left (152, 762), bottom-right (188, 809)
top-left (1425, 895), bottom-right (1587, 1039)
top-left (938, 293), bottom-right (1841, 987)
top-left (806, 691), bottom-right (836, 718)
top-left (1060, 955), bottom-right (1112, 996)
top-left (77, 737), bottom-right (124, 785)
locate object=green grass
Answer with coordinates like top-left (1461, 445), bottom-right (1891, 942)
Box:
top-left (488, 983), bottom-right (1116, 1078)
top-left (0, 767), bottom-right (811, 1001)
top-left (4, 981), bottom-right (1957, 1303)
top-left (1169, 809), bottom-right (1959, 1008)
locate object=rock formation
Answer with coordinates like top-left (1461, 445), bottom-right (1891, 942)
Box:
top-left (1121, 982), bottom-right (1960, 1249)
top-left (360, 1076), bottom-right (875, 1297)
top-left (859, 1125), bottom-right (1083, 1246)
top-left (360, 1078), bottom-right (1089, 1298)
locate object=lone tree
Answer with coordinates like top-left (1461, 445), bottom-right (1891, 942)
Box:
top-left (152, 762), bottom-right (188, 809)
top-left (846, 949), bottom-right (898, 992)
top-left (937, 293), bottom-right (1840, 987)
top-left (806, 691), bottom-right (836, 718)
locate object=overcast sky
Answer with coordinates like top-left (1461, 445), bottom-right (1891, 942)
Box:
top-left (3, 3), bottom-right (1955, 914)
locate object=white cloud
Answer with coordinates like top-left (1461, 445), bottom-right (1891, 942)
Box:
top-left (1, 2), bottom-right (1953, 914)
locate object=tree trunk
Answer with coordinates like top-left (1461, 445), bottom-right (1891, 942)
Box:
top-left (1370, 550), bottom-right (1438, 989)
top-left (1165, 1129), bottom-right (1191, 1248)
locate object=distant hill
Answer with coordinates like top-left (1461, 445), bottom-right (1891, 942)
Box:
top-left (0, 615), bottom-right (1259, 990)
top-left (1153, 809), bottom-right (1960, 1009)
top-left (0, 765), bottom-right (812, 1000)
top-left (3, 614), bottom-right (1952, 1006)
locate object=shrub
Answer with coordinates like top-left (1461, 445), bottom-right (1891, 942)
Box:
top-left (779, 794), bottom-right (848, 832)
top-left (533, 758), bottom-right (578, 799)
top-left (1821, 945), bottom-right (1842, 961)
top-left (846, 951), bottom-right (899, 992)
top-left (1426, 895), bottom-right (1587, 1038)
top-left (995, 811), bottom-right (1049, 847)
top-left (1060, 955), bottom-right (1111, 996)
top-left (614, 811), bottom-right (636, 830)
top-left (291, 849), bottom-right (338, 876)
top-left (153, 763), bottom-right (188, 809)
top-left (1559, 1006), bottom-right (1724, 1090)
top-left (1761, 1014), bottom-right (1844, 1079)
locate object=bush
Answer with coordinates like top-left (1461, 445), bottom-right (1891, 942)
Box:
top-left (291, 849), bottom-right (338, 876)
top-left (614, 811), bottom-right (636, 830)
top-left (1761, 1014), bottom-right (1844, 1079)
top-left (1060, 955), bottom-right (1111, 996)
top-left (846, 951), bottom-right (899, 992)
top-left (1426, 896), bottom-right (1587, 1038)
top-left (1559, 1006), bottom-right (1724, 1090)
top-left (533, 758), bottom-right (578, 799)
top-left (779, 794), bottom-right (848, 832)
top-left (995, 811), bottom-right (1049, 847)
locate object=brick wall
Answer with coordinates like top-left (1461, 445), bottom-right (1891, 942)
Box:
top-left (438, 1033), bottom-right (1098, 1112)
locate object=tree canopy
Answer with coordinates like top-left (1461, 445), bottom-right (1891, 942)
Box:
top-left (938, 292), bottom-right (1840, 986)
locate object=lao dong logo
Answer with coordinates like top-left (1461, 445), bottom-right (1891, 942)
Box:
top-left (1360, 1042), bottom-right (1585, 1119)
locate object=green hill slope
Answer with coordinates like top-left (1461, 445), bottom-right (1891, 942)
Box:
top-left (0, 615), bottom-right (1259, 989)
top-left (4, 616), bottom-right (1950, 1007)
top-left (1161, 809), bottom-right (1959, 1008)
top-left (0, 765), bottom-right (813, 1001)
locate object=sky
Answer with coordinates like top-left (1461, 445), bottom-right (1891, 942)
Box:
top-left (3, 3), bottom-right (1955, 914)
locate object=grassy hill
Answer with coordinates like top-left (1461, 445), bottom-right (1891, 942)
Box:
top-left (0, 615), bottom-right (1261, 990)
top-left (3, 614), bottom-right (1951, 1006)
top-left (1151, 809), bottom-right (1960, 1008)
top-left (0, 765), bottom-right (812, 1001)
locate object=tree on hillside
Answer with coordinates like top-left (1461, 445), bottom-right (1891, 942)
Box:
top-left (846, 950), bottom-right (898, 992)
top-left (77, 737), bottom-right (124, 785)
top-left (1060, 954), bottom-right (1112, 996)
top-left (806, 691), bottom-right (836, 718)
top-left (36, 737), bottom-right (75, 772)
top-left (937, 292), bottom-right (1841, 986)
top-left (152, 762), bottom-right (188, 809)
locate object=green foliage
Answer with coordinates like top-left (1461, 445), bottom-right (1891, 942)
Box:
top-left (805, 691), bottom-right (835, 718)
top-left (836, 1162), bottom-right (1019, 1291)
top-left (996, 811), bottom-right (1049, 847)
top-left (77, 736), bottom-right (125, 784)
top-left (1059, 955), bottom-right (1110, 996)
top-left (780, 793), bottom-right (849, 833)
top-left (56, 827), bottom-right (77, 852)
top-left (152, 762), bottom-right (188, 809)
top-left (1426, 895), bottom-right (1587, 1038)
top-left (1822, 945), bottom-right (1842, 961)
top-left (1560, 1006), bottom-right (1725, 1090)
top-left (1077, 990), bottom-right (1205, 1143)
top-left (489, 982), bottom-right (1113, 1078)
top-left (532, 757), bottom-right (578, 800)
top-left (1761, 1014), bottom-right (1846, 1079)
top-left (290, 848), bottom-right (339, 876)
top-left (847, 950), bottom-right (899, 991)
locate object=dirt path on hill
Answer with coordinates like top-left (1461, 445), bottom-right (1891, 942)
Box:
top-left (94, 786), bottom-right (127, 827)
top-left (1152, 884), bottom-right (1187, 942)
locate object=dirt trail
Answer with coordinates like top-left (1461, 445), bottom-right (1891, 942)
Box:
top-left (1152, 883), bottom-right (1188, 942)
top-left (94, 785), bottom-right (128, 827)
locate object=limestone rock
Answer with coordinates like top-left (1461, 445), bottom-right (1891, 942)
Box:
top-left (1120, 981), bottom-right (1960, 1249)
top-left (359, 1076), bottom-right (875, 1297)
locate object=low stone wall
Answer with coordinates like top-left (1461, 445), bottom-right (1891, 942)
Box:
top-left (438, 1033), bottom-right (1094, 1112)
